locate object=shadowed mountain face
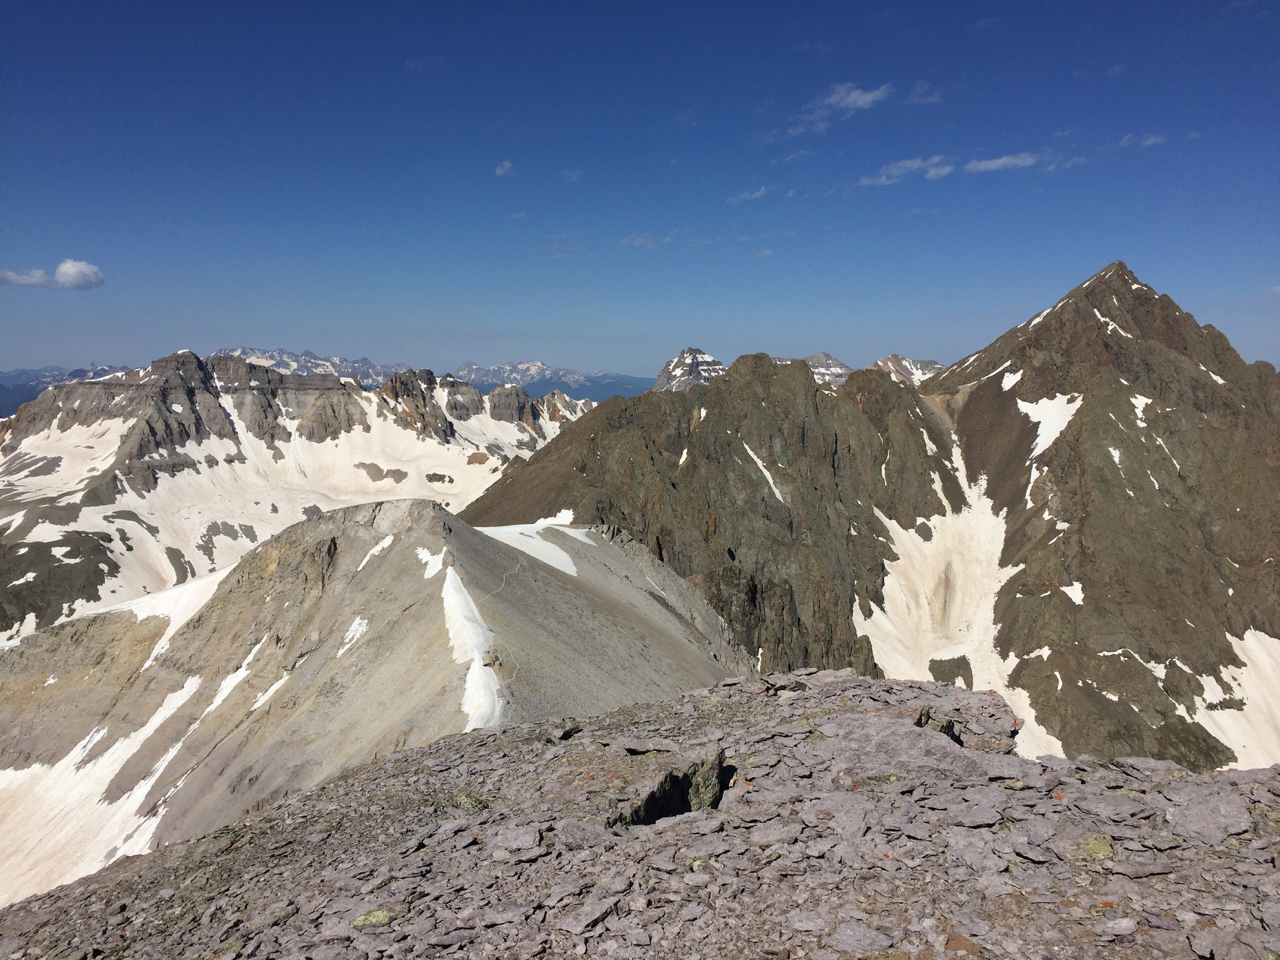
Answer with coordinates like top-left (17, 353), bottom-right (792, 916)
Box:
top-left (464, 263), bottom-right (1280, 770)
top-left (465, 355), bottom-right (967, 686)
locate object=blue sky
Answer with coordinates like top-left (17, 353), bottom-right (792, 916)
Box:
top-left (2, 1), bottom-right (1277, 377)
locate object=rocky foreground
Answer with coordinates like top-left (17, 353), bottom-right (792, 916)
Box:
top-left (2, 670), bottom-right (1279, 960)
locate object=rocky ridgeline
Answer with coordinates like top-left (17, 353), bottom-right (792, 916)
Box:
top-left (2, 672), bottom-right (1278, 960)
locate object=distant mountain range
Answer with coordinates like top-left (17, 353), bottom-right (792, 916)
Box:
top-left (210, 347), bottom-right (411, 385)
top-left (451, 359), bottom-right (655, 402)
top-left (0, 365), bottom-right (130, 417)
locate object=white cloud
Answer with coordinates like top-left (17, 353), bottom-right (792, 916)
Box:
top-left (964, 153), bottom-right (1038, 173)
top-left (903, 81), bottom-right (941, 105)
top-left (561, 169), bottom-right (581, 182)
top-left (1119, 134), bottom-right (1165, 148)
top-left (859, 155), bottom-right (952, 186)
top-left (1, 259), bottom-right (103, 289)
top-left (0, 268), bottom-right (51, 286)
top-left (789, 82), bottom-right (893, 135)
top-left (756, 249), bottom-right (773, 257)
top-left (53, 259), bottom-right (104, 289)
top-left (726, 186), bottom-right (769, 205)
top-left (495, 160), bottom-right (513, 176)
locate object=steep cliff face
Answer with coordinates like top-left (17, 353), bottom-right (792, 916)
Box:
top-left (0, 355), bottom-right (590, 637)
top-left (464, 264), bottom-right (1280, 770)
top-left (466, 353), bottom-right (965, 682)
top-left (0, 499), bottom-right (747, 907)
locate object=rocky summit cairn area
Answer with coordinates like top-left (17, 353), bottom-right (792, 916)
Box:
top-left (2, 672), bottom-right (1278, 960)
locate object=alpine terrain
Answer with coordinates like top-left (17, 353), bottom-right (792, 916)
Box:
top-left (209, 349), bottom-right (411, 386)
top-left (0, 499), bottom-right (747, 906)
top-left (464, 262), bottom-right (1280, 772)
top-left (0, 353), bottom-right (592, 640)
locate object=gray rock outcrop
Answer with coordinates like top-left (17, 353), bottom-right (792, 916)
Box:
top-left (3, 670), bottom-right (1277, 959)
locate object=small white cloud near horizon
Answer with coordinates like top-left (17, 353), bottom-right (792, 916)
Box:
top-left (1, 259), bottom-right (103, 289)
top-left (860, 155), bottom-right (953, 186)
top-left (789, 82), bottom-right (893, 135)
top-left (495, 160), bottom-right (513, 176)
top-left (727, 186), bottom-right (769, 205)
top-left (964, 152), bottom-right (1038, 173)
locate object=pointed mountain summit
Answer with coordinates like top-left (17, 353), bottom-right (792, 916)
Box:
top-left (869, 354), bottom-right (945, 387)
top-left (652, 348), bottom-right (729, 393)
top-left (465, 262), bottom-right (1280, 770)
top-left (801, 352), bottom-right (855, 387)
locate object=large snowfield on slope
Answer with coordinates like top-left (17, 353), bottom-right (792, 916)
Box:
top-left (853, 453), bottom-right (1067, 761)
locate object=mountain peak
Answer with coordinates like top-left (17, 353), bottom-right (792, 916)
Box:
top-left (653, 348), bottom-right (728, 393)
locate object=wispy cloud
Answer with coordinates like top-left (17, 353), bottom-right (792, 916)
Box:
top-left (495, 160), bottom-right (513, 176)
top-left (1109, 64), bottom-right (1126, 76)
top-left (779, 150), bottom-right (813, 164)
top-left (619, 232), bottom-right (656, 249)
top-left (561, 169), bottom-right (581, 182)
top-left (510, 211), bottom-right (526, 220)
top-left (726, 186), bottom-right (769, 205)
top-left (1, 259), bottom-right (104, 289)
top-left (756, 249), bottom-right (773, 257)
top-left (1119, 134), bottom-right (1165, 147)
top-left (0, 268), bottom-right (50, 286)
top-left (788, 82), bottom-right (893, 135)
top-left (902, 81), bottom-right (941, 105)
top-left (859, 155), bottom-right (953, 186)
top-left (964, 153), bottom-right (1038, 173)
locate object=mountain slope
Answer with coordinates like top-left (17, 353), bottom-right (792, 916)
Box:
top-left (917, 261), bottom-right (1280, 769)
top-left (466, 354), bottom-right (968, 690)
top-left (0, 499), bottom-right (747, 907)
top-left (0, 354), bottom-right (591, 639)
top-left (463, 263), bottom-right (1280, 770)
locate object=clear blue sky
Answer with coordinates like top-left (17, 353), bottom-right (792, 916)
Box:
top-left (2, 1), bottom-right (1277, 377)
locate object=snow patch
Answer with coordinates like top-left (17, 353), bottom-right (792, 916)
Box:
top-left (852, 449), bottom-right (1065, 760)
top-left (1000, 369), bottom-right (1023, 391)
top-left (358, 535), bottom-right (394, 571)
top-left (1017, 394), bottom-right (1084, 460)
top-left (1061, 582), bottom-right (1084, 605)
top-left (7, 572), bottom-right (36, 587)
top-left (0, 675), bottom-right (202, 909)
top-left (1192, 630), bottom-right (1280, 768)
top-left (477, 509), bottom-right (588, 577)
top-left (417, 546), bottom-right (446, 579)
top-left (251, 672), bottom-right (290, 711)
top-left (744, 444), bottom-right (784, 503)
top-left (108, 569), bottom-right (232, 672)
top-left (441, 568), bottom-right (501, 731)
top-left (336, 617), bottom-right (369, 658)
top-left (1131, 395), bottom-right (1152, 428)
